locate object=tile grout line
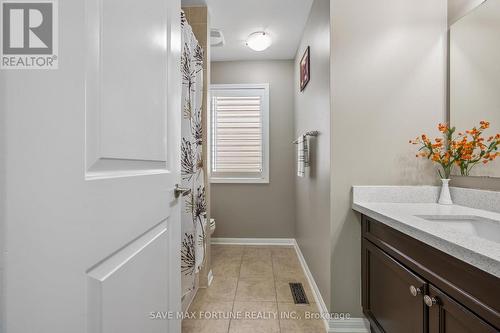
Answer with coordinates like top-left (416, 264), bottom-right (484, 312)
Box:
top-left (228, 247), bottom-right (243, 333)
top-left (214, 245), bottom-right (314, 333)
top-left (270, 249), bottom-right (282, 333)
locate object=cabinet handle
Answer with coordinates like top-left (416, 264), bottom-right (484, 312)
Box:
top-left (409, 285), bottom-right (422, 297)
top-left (424, 295), bottom-right (438, 307)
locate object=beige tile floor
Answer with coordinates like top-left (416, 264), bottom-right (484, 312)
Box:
top-left (182, 245), bottom-right (327, 333)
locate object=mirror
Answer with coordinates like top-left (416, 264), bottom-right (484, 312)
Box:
top-left (450, 0), bottom-right (500, 177)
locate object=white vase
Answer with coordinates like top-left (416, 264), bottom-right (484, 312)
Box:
top-left (438, 179), bottom-right (453, 205)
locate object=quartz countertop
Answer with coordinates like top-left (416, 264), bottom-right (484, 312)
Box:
top-left (352, 186), bottom-right (500, 278)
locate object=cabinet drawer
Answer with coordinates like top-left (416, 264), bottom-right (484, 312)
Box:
top-left (362, 215), bottom-right (500, 329)
top-left (362, 239), bottom-right (426, 333)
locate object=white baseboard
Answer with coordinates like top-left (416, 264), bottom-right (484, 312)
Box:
top-left (292, 240), bottom-right (370, 333)
top-left (211, 238), bottom-right (370, 333)
top-left (329, 318), bottom-right (370, 333)
top-left (211, 237), bottom-right (295, 246)
top-left (292, 240), bottom-right (330, 332)
top-left (207, 269), bottom-right (213, 286)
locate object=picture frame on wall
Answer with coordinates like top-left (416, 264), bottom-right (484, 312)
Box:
top-left (300, 46), bottom-right (310, 91)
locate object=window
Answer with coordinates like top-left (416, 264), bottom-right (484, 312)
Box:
top-left (210, 84), bottom-right (269, 183)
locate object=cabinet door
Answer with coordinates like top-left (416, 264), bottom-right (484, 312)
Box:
top-left (427, 285), bottom-right (498, 333)
top-left (362, 239), bottom-right (427, 333)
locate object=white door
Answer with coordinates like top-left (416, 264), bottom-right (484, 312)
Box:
top-left (1, 0), bottom-right (182, 332)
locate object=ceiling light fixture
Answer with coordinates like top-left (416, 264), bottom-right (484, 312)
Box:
top-left (246, 31), bottom-right (272, 51)
top-left (211, 29), bottom-right (225, 47)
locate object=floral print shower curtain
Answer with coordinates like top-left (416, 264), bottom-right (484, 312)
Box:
top-left (180, 12), bottom-right (206, 299)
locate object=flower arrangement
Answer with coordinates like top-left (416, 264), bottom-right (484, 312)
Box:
top-left (410, 121), bottom-right (500, 178)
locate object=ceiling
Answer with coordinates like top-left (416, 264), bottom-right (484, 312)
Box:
top-left (206, 0), bottom-right (314, 62)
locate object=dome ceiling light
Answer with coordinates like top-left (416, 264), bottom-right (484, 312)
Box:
top-left (245, 31), bottom-right (272, 51)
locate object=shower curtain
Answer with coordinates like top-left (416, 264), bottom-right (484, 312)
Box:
top-left (180, 12), bottom-right (207, 300)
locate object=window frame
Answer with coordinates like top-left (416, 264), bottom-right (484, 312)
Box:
top-left (209, 83), bottom-right (270, 184)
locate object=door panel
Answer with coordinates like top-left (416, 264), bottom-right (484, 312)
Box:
top-left (87, 221), bottom-right (169, 333)
top-left (99, 0), bottom-right (168, 162)
top-left (428, 285), bottom-right (497, 333)
top-left (85, 0), bottom-right (173, 175)
top-left (2, 0), bottom-right (182, 332)
top-left (362, 239), bottom-right (426, 333)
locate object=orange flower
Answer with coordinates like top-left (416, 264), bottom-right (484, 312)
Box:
top-left (411, 121), bottom-right (498, 178)
top-left (480, 121), bottom-right (490, 129)
top-left (438, 123), bottom-right (448, 133)
top-left (466, 128), bottom-right (479, 136)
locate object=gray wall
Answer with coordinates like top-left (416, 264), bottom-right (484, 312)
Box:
top-left (210, 60), bottom-right (296, 238)
top-left (448, 0), bottom-right (500, 191)
top-left (330, 0), bottom-right (447, 315)
top-left (0, 62), bottom-right (4, 333)
top-left (452, 176), bottom-right (500, 191)
top-left (450, 0), bottom-right (500, 178)
top-left (294, 0), bottom-right (331, 309)
top-left (448, 0), bottom-right (486, 24)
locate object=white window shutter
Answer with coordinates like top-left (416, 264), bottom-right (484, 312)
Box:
top-left (213, 96), bottom-right (262, 173)
top-left (210, 84), bottom-right (269, 183)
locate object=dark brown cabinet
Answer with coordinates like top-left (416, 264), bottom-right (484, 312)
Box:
top-left (427, 286), bottom-right (497, 333)
top-left (363, 240), bottom-right (426, 333)
top-left (361, 215), bottom-right (500, 333)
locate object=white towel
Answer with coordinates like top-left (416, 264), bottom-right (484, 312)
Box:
top-left (297, 135), bottom-right (309, 177)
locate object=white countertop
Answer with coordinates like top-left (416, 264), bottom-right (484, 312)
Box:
top-left (352, 186), bottom-right (500, 278)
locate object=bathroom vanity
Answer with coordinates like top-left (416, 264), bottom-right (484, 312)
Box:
top-left (352, 186), bottom-right (500, 333)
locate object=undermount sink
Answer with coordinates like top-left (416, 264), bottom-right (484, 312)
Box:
top-left (415, 215), bottom-right (500, 243)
